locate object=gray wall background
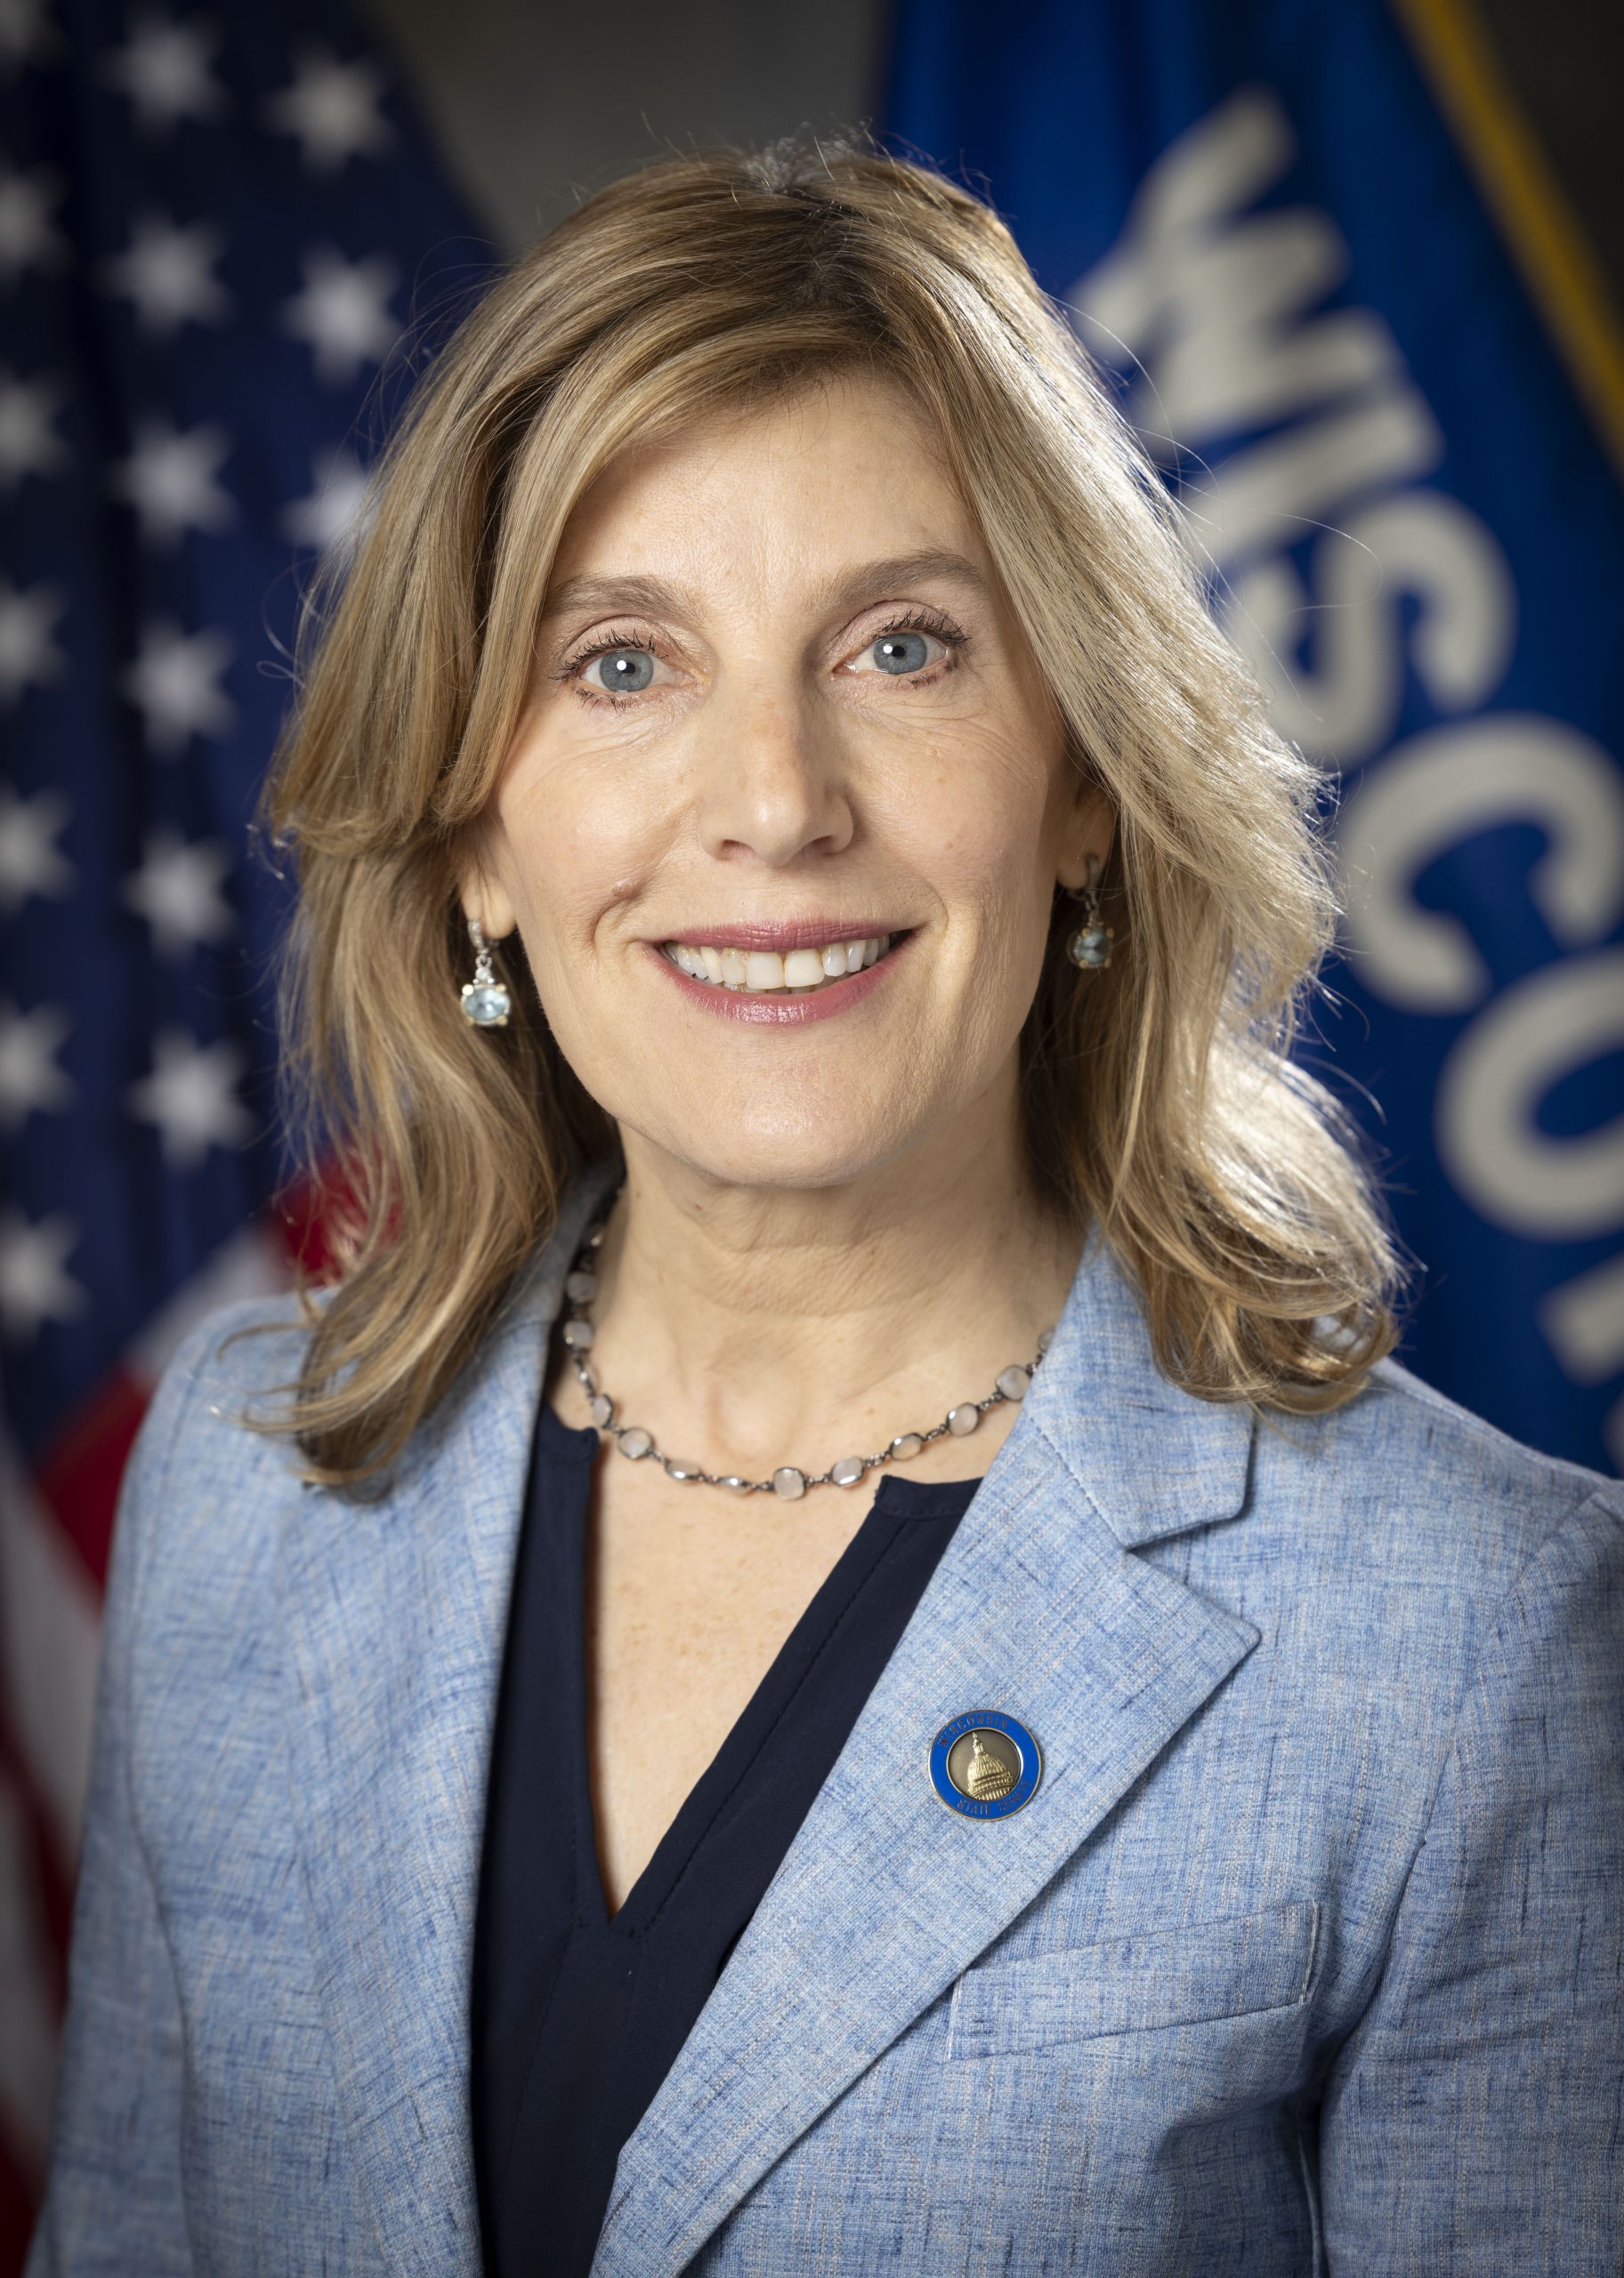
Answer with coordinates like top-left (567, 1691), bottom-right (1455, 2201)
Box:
top-left (359, 0), bottom-right (1623, 325)
top-left (357, 0), bottom-right (886, 251)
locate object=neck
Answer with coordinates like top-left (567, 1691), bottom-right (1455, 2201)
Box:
top-left (575, 1084), bottom-right (1082, 1485)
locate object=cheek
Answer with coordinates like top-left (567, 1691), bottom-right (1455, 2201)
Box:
top-left (898, 759), bottom-right (1058, 954)
top-left (490, 747), bottom-right (654, 952)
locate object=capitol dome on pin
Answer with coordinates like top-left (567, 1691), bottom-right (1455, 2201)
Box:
top-left (965, 1732), bottom-right (1015, 1801)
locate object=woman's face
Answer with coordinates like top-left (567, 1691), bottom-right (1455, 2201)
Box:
top-left (466, 369), bottom-right (1111, 1193)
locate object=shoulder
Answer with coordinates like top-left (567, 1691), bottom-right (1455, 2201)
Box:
top-left (108, 1290), bottom-right (326, 1627)
top-left (112, 1232), bottom-right (558, 1614)
top-left (135, 1287), bottom-right (322, 1485)
top-left (1225, 1355), bottom-right (1621, 1686)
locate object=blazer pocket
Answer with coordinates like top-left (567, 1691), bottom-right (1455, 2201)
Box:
top-left (947, 1899), bottom-right (1321, 2061)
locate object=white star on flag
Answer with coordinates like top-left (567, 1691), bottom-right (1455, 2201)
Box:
top-left (127, 1030), bottom-right (255, 1167)
top-left (280, 244), bottom-right (397, 386)
top-left (101, 212), bottom-right (232, 335)
top-left (0, 784), bottom-right (74, 914)
top-left (0, 575), bottom-right (68, 702)
top-left (0, 1207), bottom-right (86, 1342)
top-left (0, 1000), bottom-right (73, 1131)
top-left (281, 444), bottom-right (373, 557)
top-left (123, 828), bottom-right (236, 956)
top-left (0, 368), bottom-right (69, 488)
top-left (103, 11), bottom-right (226, 133)
top-left (120, 618), bottom-right (236, 755)
top-left (0, 163), bottom-right (69, 284)
top-left (266, 44), bottom-right (392, 171)
top-left (110, 416), bottom-right (236, 547)
top-left (0, 0), bottom-right (61, 76)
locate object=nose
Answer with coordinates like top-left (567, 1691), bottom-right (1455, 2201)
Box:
top-left (691, 691), bottom-right (855, 868)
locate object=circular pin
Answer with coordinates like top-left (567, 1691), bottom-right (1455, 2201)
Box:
top-left (928, 1710), bottom-right (1042, 1820)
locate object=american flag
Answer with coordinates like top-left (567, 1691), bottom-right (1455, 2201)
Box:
top-left (0, 0), bottom-right (489, 2256)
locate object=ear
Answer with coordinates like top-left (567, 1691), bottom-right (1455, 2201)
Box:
top-left (454, 832), bottom-right (519, 942)
top-left (1055, 785), bottom-right (1117, 896)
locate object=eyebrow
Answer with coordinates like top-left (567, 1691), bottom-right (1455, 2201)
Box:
top-left (536, 548), bottom-right (993, 629)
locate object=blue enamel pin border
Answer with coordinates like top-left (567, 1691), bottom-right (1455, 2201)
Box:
top-left (928, 1708), bottom-right (1042, 1820)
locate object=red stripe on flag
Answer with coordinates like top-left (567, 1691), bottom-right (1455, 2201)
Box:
top-left (276, 1163), bottom-right (362, 1282)
top-left (0, 1721), bottom-right (66, 2276)
top-left (0, 1722), bottom-right (71, 2007)
top-left (32, 1368), bottom-right (149, 1595)
top-left (0, 2112), bottom-right (42, 2278)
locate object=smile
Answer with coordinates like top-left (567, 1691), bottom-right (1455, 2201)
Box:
top-left (650, 927), bottom-right (910, 1025)
top-left (662, 933), bottom-right (896, 993)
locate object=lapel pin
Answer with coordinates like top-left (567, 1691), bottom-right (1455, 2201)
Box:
top-left (929, 1709), bottom-right (1042, 1819)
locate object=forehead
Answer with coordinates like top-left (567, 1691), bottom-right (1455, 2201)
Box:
top-left (544, 368), bottom-right (987, 603)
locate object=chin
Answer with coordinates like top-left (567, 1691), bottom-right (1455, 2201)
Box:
top-left (673, 1137), bottom-right (898, 1196)
top-left (622, 1078), bottom-right (940, 1197)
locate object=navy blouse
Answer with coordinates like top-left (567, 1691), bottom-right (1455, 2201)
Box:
top-left (471, 1393), bottom-right (978, 2278)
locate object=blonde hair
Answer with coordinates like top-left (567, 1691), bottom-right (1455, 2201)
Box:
top-left (259, 131), bottom-right (1400, 1485)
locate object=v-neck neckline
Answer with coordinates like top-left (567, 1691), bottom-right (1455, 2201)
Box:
top-left (538, 1399), bottom-right (978, 1937)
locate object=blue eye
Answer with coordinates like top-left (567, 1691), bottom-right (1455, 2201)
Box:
top-left (871, 629), bottom-right (931, 675)
top-left (586, 648), bottom-right (655, 693)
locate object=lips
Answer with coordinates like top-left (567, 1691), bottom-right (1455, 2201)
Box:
top-left (661, 917), bottom-right (903, 951)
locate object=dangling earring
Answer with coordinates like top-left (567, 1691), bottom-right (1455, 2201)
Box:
top-left (460, 916), bottom-right (513, 1027)
top-left (1065, 853), bottom-right (1114, 971)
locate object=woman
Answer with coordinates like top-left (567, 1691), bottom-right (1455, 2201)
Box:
top-left (29, 137), bottom-right (1622, 2276)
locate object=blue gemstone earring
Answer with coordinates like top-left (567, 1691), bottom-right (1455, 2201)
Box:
top-left (460, 916), bottom-right (513, 1027)
top-left (1065, 853), bottom-right (1114, 971)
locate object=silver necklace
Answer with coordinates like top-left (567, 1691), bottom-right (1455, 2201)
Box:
top-left (559, 1200), bottom-right (1055, 1501)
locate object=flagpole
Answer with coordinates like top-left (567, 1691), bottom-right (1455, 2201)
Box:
top-left (1390, 0), bottom-right (1624, 491)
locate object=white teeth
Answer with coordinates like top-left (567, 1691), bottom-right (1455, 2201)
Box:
top-left (666, 933), bottom-right (897, 991)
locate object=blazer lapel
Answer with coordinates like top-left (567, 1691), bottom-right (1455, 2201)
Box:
top-left (591, 1235), bottom-right (1261, 2278)
top-left (279, 1163), bottom-right (616, 2277)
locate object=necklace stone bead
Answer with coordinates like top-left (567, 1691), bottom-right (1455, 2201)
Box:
top-left (559, 1200), bottom-right (1055, 1498)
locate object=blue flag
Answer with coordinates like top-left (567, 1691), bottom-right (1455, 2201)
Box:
top-left (885, 0), bottom-right (1624, 1474)
top-left (0, 0), bottom-right (494, 1539)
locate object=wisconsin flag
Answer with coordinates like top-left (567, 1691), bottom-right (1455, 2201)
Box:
top-left (885, 0), bottom-right (1624, 1476)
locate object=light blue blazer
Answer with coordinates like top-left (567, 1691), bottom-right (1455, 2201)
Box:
top-left (28, 1163), bottom-right (1624, 2275)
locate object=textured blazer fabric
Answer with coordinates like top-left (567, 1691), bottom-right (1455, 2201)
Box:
top-left (27, 1161), bottom-right (1624, 2276)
